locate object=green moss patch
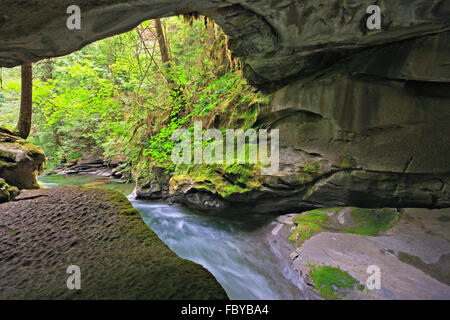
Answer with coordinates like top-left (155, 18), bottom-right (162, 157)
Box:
top-left (310, 265), bottom-right (362, 300)
top-left (289, 207), bottom-right (399, 245)
top-left (343, 208), bottom-right (399, 236)
top-left (289, 211), bottom-right (328, 243)
top-left (172, 164), bottom-right (262, 199)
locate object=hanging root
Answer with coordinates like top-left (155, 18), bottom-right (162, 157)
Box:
top-left (182, 12), bottom-right (200, 26)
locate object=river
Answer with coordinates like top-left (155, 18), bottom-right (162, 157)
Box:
top-left (38, 174), bottom-right (304, 300)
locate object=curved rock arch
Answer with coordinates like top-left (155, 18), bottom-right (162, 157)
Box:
top-left (1, 0), bottom-right (449, 209)
top-left (0, 0), bottom-right (449, 90)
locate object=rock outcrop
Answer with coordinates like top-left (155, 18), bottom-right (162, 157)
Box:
top-left (0, 178), bottom-right (19, 203)
top-left (0, 127), bottom-right (45, 190)
top-left (0, 187), bottom-right (227, 299)
top-left (47, 158), bottom-right (123, 178)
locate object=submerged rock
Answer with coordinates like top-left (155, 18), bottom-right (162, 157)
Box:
top-left (0, 187), bottom-right (227, 299)
top-left (0, 127), bottom-right (45, 190)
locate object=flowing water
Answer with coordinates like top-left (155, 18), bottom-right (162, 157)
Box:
top-left (39, 174), bottom-right (304, 299)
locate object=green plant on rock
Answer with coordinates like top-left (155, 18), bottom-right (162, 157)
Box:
top-left (289, 211), bottom-right (328, 244)
top-left (288, 207), bottom-right (399, 244)
top-left (303, 161), bottom-right (320, 174)
top-left (297, 161), bottom-right (321, 184)
top-left (344, 208), bottom-right (399, 236)
top-left (172, 163), bottom-right (262, 198)
top-left (309, 265), bottom-right (362, 300)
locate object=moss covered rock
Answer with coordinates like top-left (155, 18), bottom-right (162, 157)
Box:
top-left (0, 127), bottom-right (46, 190)
top-left (0, 178), bottom-right (20, 203)
top-left (0, 186), bottom-right (227, 299)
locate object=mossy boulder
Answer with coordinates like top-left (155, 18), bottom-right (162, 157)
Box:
top-left (0, 127), bottom-right (45, 190)
top-left (0, 186), bottom-right (227, 299)
top-left (170, 164), bottom-right (262, 200)
top-left (0, 178), bottom-right (20, 203)
top-left (167, 164), bottom-right (265, 213)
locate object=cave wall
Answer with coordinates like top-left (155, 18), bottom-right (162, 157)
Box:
top-left (1, 1), bottom-right (449, 88)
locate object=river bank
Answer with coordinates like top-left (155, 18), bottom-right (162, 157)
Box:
top-left (38, 174), bottom-right (311, 299)
top-left (0, 184), bottom-right (227, 299)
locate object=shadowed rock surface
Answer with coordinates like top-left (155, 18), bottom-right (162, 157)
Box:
top-left (1, 1), bottom-right (449, 89)
top-left (0, 178), bottom-right (19, 203)
top-left (0, 187), bottom-right (228, 299)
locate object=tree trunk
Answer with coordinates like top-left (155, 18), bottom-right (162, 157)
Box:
top-left (15, 63), bottom-right (33, 139)
top-left (154, 18), bottom-right (186, 120)
top-left (155, 19), bottom-right (171, 67)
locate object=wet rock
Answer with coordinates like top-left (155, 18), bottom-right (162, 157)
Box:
top-left (135, 167), bottom-right (171, 200)
top-left (46, 158), bottom-right (122, 177)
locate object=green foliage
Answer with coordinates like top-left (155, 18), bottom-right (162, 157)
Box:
top-left (0, 73), bottom-right (21, 129)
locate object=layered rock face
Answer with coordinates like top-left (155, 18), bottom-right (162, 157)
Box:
top-left (255, 31), bottom-right (450, 211)
top-left (1, 1), bottom-right (449, 212)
